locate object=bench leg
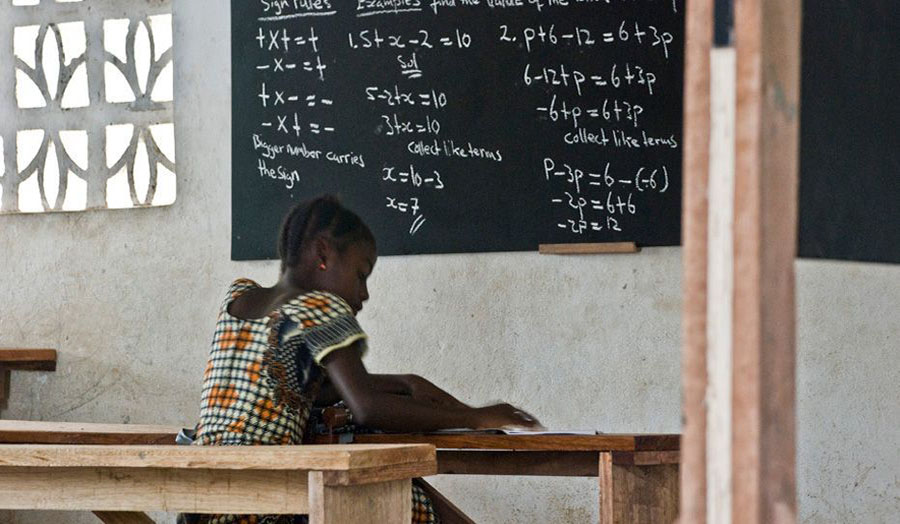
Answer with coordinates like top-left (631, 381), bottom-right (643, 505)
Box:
top-left (0, 368), bottom-right (10, 412)
top-left (599, 452), bottom-right (679, 524)
top-left (308, 472), bottom-right (411, 524)
top-left (93, 511), bottom-right (155, 524)
top-left (415, 479), bottom-right (476, 524)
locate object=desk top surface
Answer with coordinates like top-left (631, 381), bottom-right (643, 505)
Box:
top-left (0, 443), bottom-right (435, 471)
top-left (0, 420), bottom-right (180, 445)
top-left (0, 420), bottom-right (679, 452)
top-left (313, 433), bottom-right (681, 452)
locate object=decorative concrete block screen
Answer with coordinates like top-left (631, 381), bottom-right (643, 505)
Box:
top-left (0, 0), bottom-right (174, 213)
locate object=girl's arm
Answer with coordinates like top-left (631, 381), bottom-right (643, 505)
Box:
top-left (313, 378), bottom-right (343, 407)
top-left (369, 374), bottom-right (470, 410)
top-left (402, 375), bottom-right (471, 410)
top-left (315, 374), bottom-right (466, 409)
top-left (321, 343), bottom-right (538, 432)
top-left (368, 374), bottom-right (414, 396)
top-left (317, 370), bottom-right (416, 408)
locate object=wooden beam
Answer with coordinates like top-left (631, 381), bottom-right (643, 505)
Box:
top-left (732, 0), bottom-right (802, 522)
top-left (437, 451), bottom-right (600, 477)
top-left (0, 350), bottom-right (57, 371)
top-left (0, 466), bottom-right (310, 514)
top-left (0, 443), bottom-right (435, 472)
top-left (320, 461), bottom-right (437, 486)
top-left (538, 242), bottom-right (640, 254)
top-left (681, 0), bottom-right (714, 523)
top-left (332, 433), bottom-right (679, 452)
top-left (434, 450), bottom-right (680, 477)
top-left (611, 451), bottom-right (681, 466)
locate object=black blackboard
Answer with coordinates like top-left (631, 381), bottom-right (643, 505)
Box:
top-left (799, 1), bottom-right (900, 264)
top-left (231, 0), bottom-right (685, 259)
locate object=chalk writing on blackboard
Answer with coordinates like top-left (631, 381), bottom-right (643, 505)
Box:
top-left (232, 1), bottom-right (684, 258)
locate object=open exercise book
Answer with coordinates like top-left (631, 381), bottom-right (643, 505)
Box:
top-left (431, 428), bottom-right (602, 435)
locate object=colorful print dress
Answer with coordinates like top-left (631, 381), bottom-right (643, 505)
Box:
top-left (188, 279), bottom-right (438, 524)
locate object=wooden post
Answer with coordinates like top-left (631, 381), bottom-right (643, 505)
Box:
top-left (707, 34), bottom-right (738, 524)
top-left (680, 0), bottom-right (713, 523)
top-left (308, 472), bottom-right (411, 524)
top-left (732, 0), bottom-right (802, 523)
top-left (599, 452), bottom-right (680, 524)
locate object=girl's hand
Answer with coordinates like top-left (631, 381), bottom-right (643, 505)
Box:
top-left (473, 403), bottom-right (543, 430)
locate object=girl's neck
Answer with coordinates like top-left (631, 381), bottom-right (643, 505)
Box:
top-left (275, 270), bottom-right (312, 296)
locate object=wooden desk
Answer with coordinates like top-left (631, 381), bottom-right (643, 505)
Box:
top-left (0, 422), bottom-right (679, 523)
top-left (312, 433), bottom-right (680, 524)
top-left (0, 349), bottom-right (57, 411)
top-left (0, 350), bottom-right (57, 371)
top-left (0, 443), bottom-right (436, 524)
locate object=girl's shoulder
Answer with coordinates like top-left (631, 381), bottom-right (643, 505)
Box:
top-left (281, 290), bottom-right (355, 322)
top-left (280, 291), bottom-right (368, 361)
top-left (217, 280), bottom-right (356, 328)
top-left (219, 278), bottom-right (261, 311)
top-left (229, 278), bottom-right (260, 295)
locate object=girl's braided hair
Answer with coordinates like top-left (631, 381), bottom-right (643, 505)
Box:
top-left (277, 195), bottom-right (375, 272)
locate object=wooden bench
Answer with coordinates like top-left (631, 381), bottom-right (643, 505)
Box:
top-left (0, 441), bottom-right (436, 523)
top-left (0, 349), bottom-right (57, 411)
top-left (0, 420), bottom-right (472, 522)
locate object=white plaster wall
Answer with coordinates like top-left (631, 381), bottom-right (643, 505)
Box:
top-left (0, 1), bottom-right (896, 523)
top-left (796, 260), bottom-right (900, 523)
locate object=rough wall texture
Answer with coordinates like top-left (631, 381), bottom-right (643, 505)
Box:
top-left (796, 261), bottom-right (900, 523)
top-left (0, 1), bottom-right (897, 523)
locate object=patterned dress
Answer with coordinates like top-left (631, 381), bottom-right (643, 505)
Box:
top-left (186, 279), bottom-right (438, 524)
